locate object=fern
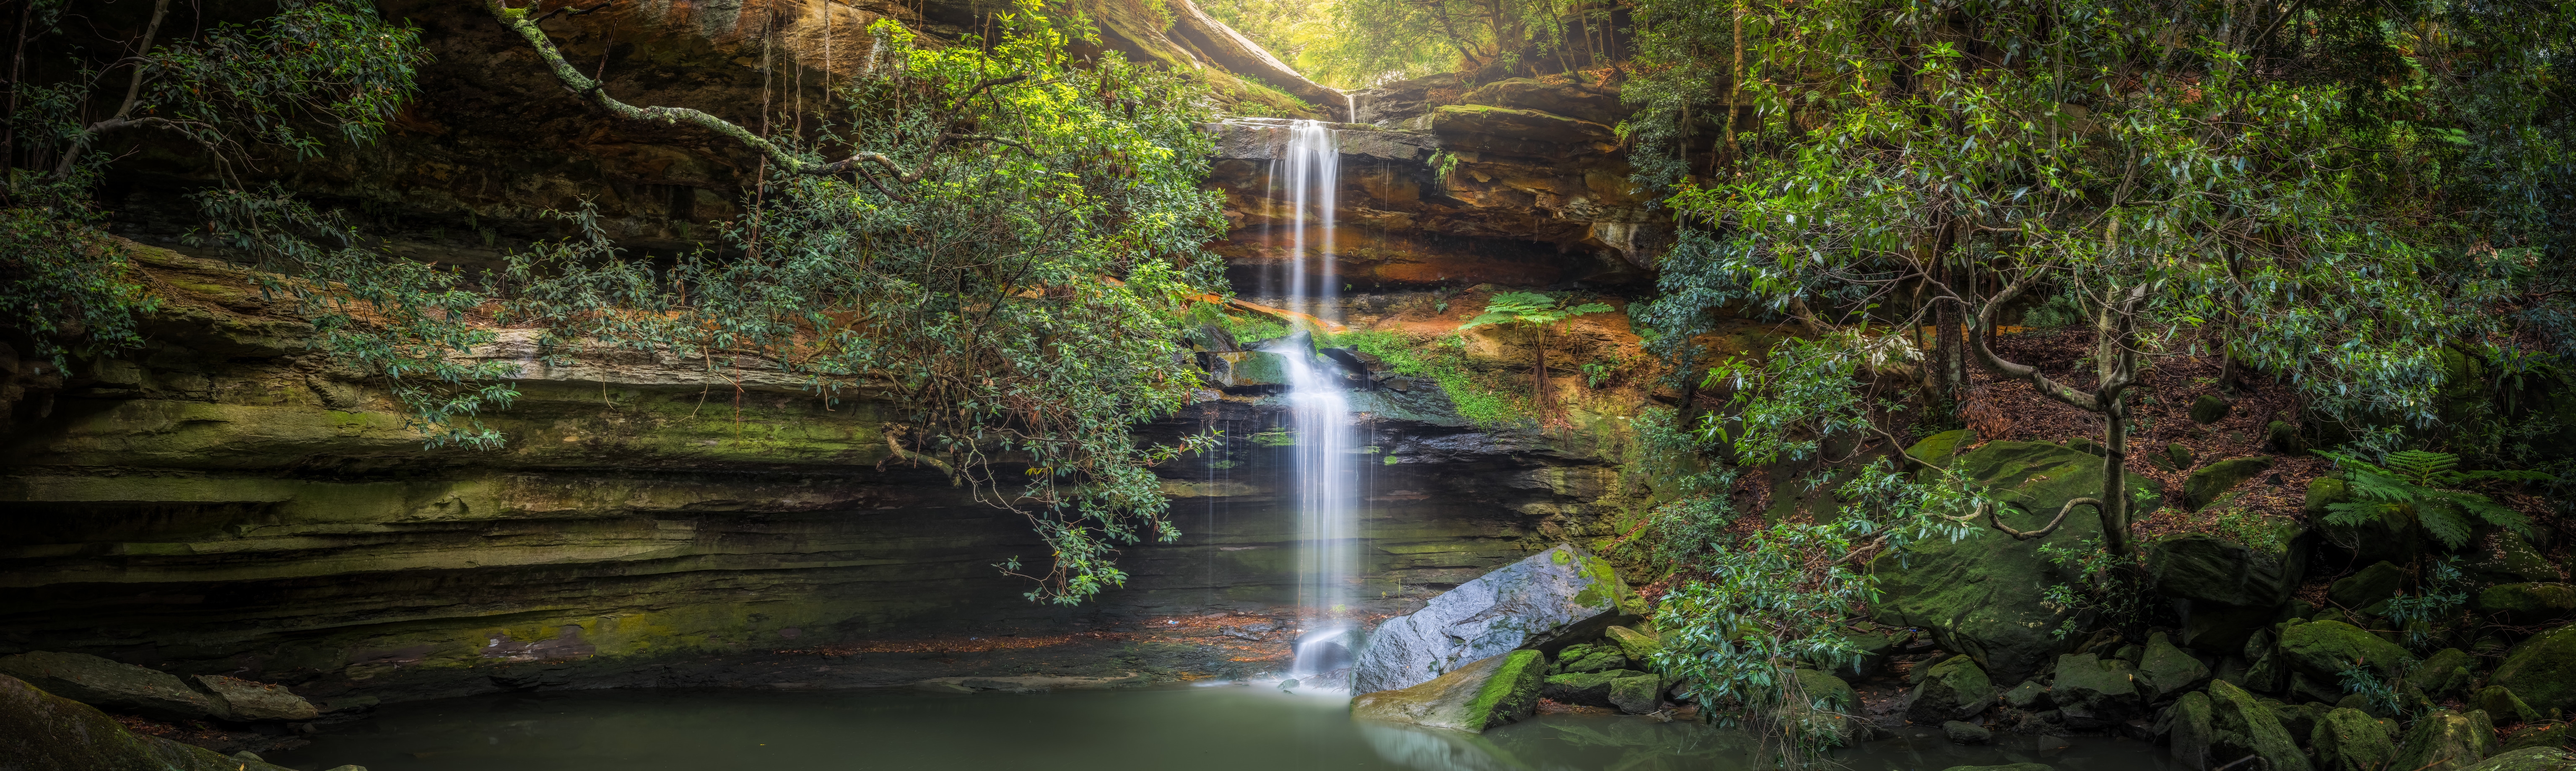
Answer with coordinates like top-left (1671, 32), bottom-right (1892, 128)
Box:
top-left (2316, 449), bottom-right (2551, 549)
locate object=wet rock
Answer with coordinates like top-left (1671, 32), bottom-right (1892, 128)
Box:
top-left (1350, 650), bottom-right (1545, 733)
top-left (2191, 394), bottom-right (2235, 424)
top-left (2138, 633), bottom-right (2213, 702)
top-left (1608, 674), bottom-right (1662, 714)
top-left (1539, 670), bottom-right (1639, 705)
top-left (0, 651), bottom-right (226, 721)
top-left (0, 673), bottom-right (301, 771)
top-left (2208, 679), bottom-right (2314, 771)
top-left (2148, 532), bottom-right (2306, 608)
top-left (191, 675), bottom-right (317, 722)
top-left (2332, 561), bottom-right (2409, 609)
top-left (2393, 709), bottom-right (2500, 771)
top-left (2001, 680), bottom-right (2052, 710)
top-left (2280, 620), bottom-right (2414, 680)
top-left (2184, 456), bottom-right (2275, 511)
top-left (2052, 654), bottom-right (2145, 727)
top-left (1944, 720), bottom-right (1994, 744)
top-left (1874, 442), bottom-right (2164, 685)
top-left (1907, 655), bottom-right (1997, 724)
top-left (1353, 543), bottom-right (1640, 694)
top-left (2313, 706), bottom-right (2399, 771)
top-left (2494, 625), bottom-right (2576, 715)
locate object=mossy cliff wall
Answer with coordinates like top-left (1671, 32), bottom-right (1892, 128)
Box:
top-left (0, 248), bottom-right (1644, 702)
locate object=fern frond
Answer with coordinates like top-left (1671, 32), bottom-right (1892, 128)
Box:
top-left (2323, 500), bottom-right (2396, 528)
top-left (2386, 450), bottom-right (2461, 486)
top-left (2341, 468), bottom-right (2425, 503)
top-left (2457, 468), bottom-right (2556, 484)
top-left (2415, 500), bottom-right (2474, 550)
top-left (2441, 490), bottom-right (2535, 540)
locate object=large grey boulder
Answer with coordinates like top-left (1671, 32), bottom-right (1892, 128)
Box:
top-left (0, 674), bottom-right (307, 771)
top-left (1351, 543), bottom-right (1641, 694)
top-left (192, 675), bottom-right (317, 721)
top-left (0, 651), bottom-right (226, 721)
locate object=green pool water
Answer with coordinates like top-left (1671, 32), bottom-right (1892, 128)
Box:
top-left (267, 686), bottom-right (2183, 771)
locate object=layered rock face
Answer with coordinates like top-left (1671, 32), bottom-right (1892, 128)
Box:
top-left (1205, 72), bottom-right (1668, 295)
top-left (0, 247), bottom-right (1645, 702)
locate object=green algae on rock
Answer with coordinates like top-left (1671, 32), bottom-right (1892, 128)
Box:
top-left (2496, 625), bottom-right (2576, 716)
top-left (1350, 650), bottom-right (1545, 733)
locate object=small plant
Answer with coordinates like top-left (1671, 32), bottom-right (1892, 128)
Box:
top-left (2037, 538), bottom-right (2148, 640)
top-left (1429, 150), bottom-right (1462, 183)
top-left (2210, 507), bottom-right (2290, 564)
top-left (2316, 449), bottom-right (2552, 548)
top-left (1456, 291), bottom-right (1613, 414)
top-left (1582, 360), bottom-right (1615, 388)
top-left (2337, 664), bottom-right (2417, 718)
top-left (2381, 557), bottom-right (2470, 648)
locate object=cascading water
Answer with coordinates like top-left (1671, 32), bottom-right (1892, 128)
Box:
top-left (1271, 119), bottom-right (1361, 691)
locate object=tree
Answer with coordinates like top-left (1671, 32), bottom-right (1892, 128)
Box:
top-left (1454, 290), bottom-right (1609, 415)
top-left (477, 0), bottom-right (1231, 603)
top-left (1313, 0), bottom-right (1621, 85)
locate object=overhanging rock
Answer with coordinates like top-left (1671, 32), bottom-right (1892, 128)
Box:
top-left (1351, 543), bottom-right (1642, 694)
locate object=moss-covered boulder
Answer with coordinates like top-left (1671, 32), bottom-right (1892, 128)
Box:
top-left (2192, 394), bottom-right (2236, 424)
top-left (2500, 723), bottom-right (2572, 753)
top-left (2163, 690), bottom-right (2215, 769)
top-left (2209, 679), bottom-right (2315, 771)
top-left (2280, 620), bottom-right (2415, 680)
top-left (1906, 655), bottom-right (1997, 724)
top-left (2476, 584), bottom-right (2576, 618)
top-left (0, 652), bottom-right (226, 721)
top-left (2478, 686), bottom-right (2542, 725)
top-left (2393, 709), bottom-right (2501, 771)
top-left (2467, 533), bottom-right (2562, 585)
top-left (2138, 633), bottom-right (2212, 701)
top-left (2458, 748), bottom-right (2576, 771)
top-left (2054, 653), bottom-right (2147, 727)
top-left (1555, 642), bottom-right (1629, 674)
top-left (1351, 650), bottom-right (1547, 733)
top-left (1940, 766), bottom-right (2053, 771)
top-left (1603, 626), bottom-right (1662, 665)
top-left (2314, 706), bottom-right (2400, 771)
top-left (1907, 429), bottom-right (1976, 468)
top-left (0, 674), bottom-right (306, 771)
top-left (2184, 602), bottom-right (2280, 654)
top-left (2416, 649), bottom-right (2480, 698)
top-left (1353, 543), bottom-right (1640, 694)
top-left (190, 675), bottom-right (315, 722)
top-left (1875, 442), bottom-right (2163, 684)
top-left (2185, 456), bottom-right (2276, 511)
top-left (2494, 624), bottom-right (2576, 716)
top-left (1540, 669), bottom-right (1642, 705)
top-left (2148, 532), bottom-right (2307, 608)
top-left (2332, 561), bottom-right (2410, 609)
top-left (1608, 674), bottom-right (1662, 714)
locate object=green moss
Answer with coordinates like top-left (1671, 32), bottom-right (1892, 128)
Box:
top-left (1325, 329), bottom-right (1535, 429)
top-left (1462, 649), bottom-right (1545, 730)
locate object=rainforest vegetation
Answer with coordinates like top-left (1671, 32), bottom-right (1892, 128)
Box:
top-left (3, 0), bottom-right (2573, 763)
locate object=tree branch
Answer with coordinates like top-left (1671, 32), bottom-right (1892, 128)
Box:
top-left (1989, 497), bottom-right (2099, 540)
top-left (1971, 269), bottom-right (2099, 411)
top-left (54, 0), bottom-right (171, 178)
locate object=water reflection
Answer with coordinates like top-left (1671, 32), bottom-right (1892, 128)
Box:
top-left (268, 686), bottom-right (2176, 771)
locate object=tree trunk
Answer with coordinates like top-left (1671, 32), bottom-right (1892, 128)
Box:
top-left (2098, 394), bottom-right (2133, 556)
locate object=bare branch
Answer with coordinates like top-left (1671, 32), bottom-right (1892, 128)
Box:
top-left (1989, 497), bottom-right (2100, 540)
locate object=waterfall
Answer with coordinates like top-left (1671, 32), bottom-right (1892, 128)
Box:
top-left (1273, 120), bottom-right (1360, 690)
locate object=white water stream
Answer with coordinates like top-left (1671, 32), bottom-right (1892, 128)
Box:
top-left (1273, 119), bottom-right (1361, 690)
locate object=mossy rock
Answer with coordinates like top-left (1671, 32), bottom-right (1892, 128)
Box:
top-left (0, 652), bottom-right (226, 722)
top-left (2148, 532), bottom-right (2307, 608)
top-left (1875, 441), bottom-right (2163, 684)
top-left (2052, 653), bottom-right (2145, 727)
top-left (2163, 690), bottom-right (2215, 769)
top-left (1350, 649), bottom-right (1545, 733)
top-left (2138, 632), bottom-right (2213, 702)
top-left (1906, 655), bottom-right (1995, 723)
top-left (2185, 455), bottom-right (2275, 511)
top-left (1608, 674), bottom-right (1662, 714)
top-left (2500, 723), bottom-right (2574, 754)
top-left (2414, 649), bottom-right (2479, 698)
top-left (1555, 642), bottom-right (1629, 673)
top-left (2183, 602), bottom-right (2279, 655)
top-left (0, 674), bottom-right (302, 771)
top-left (2494, 624), bottom-right (2576, 716)
top-left (1539, 669), bottom-right (1641, 705)
top-left (2332, 561), bottom-right (2410, 609)
top-left (2478, 686), bottom-right (2542, 725)
top-left (2267, 421), bottom-right (2305, 453)
top-left (1602, 626), bottom-right (1661, 666)
top-left (2394, 709), bottom-right (2501, 771)
top-left (2475, 584), bottom-right (2576, 618)
top-left (2459, 748), bottom-right (2576, 771)
top-left (2467, 533), bottom-right (2563, 585)
top-left (2314, 706), bottom-right (2400, 771)
top-left (2280, 620), bottom-right (2415, 680)
top-left (1906, 429), bottom-right (1976, 468)
top-left (1940, 765), bottom-right (2054, 771)
top-left (2306, 477), bottom-right (2350, 515)
top-left (2209, 679), bottom-right (2315, 771)
top-left (2192, 393), bottom-right (2236, 424)
top-left (2170, 442), bottom-right (2198, 469)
